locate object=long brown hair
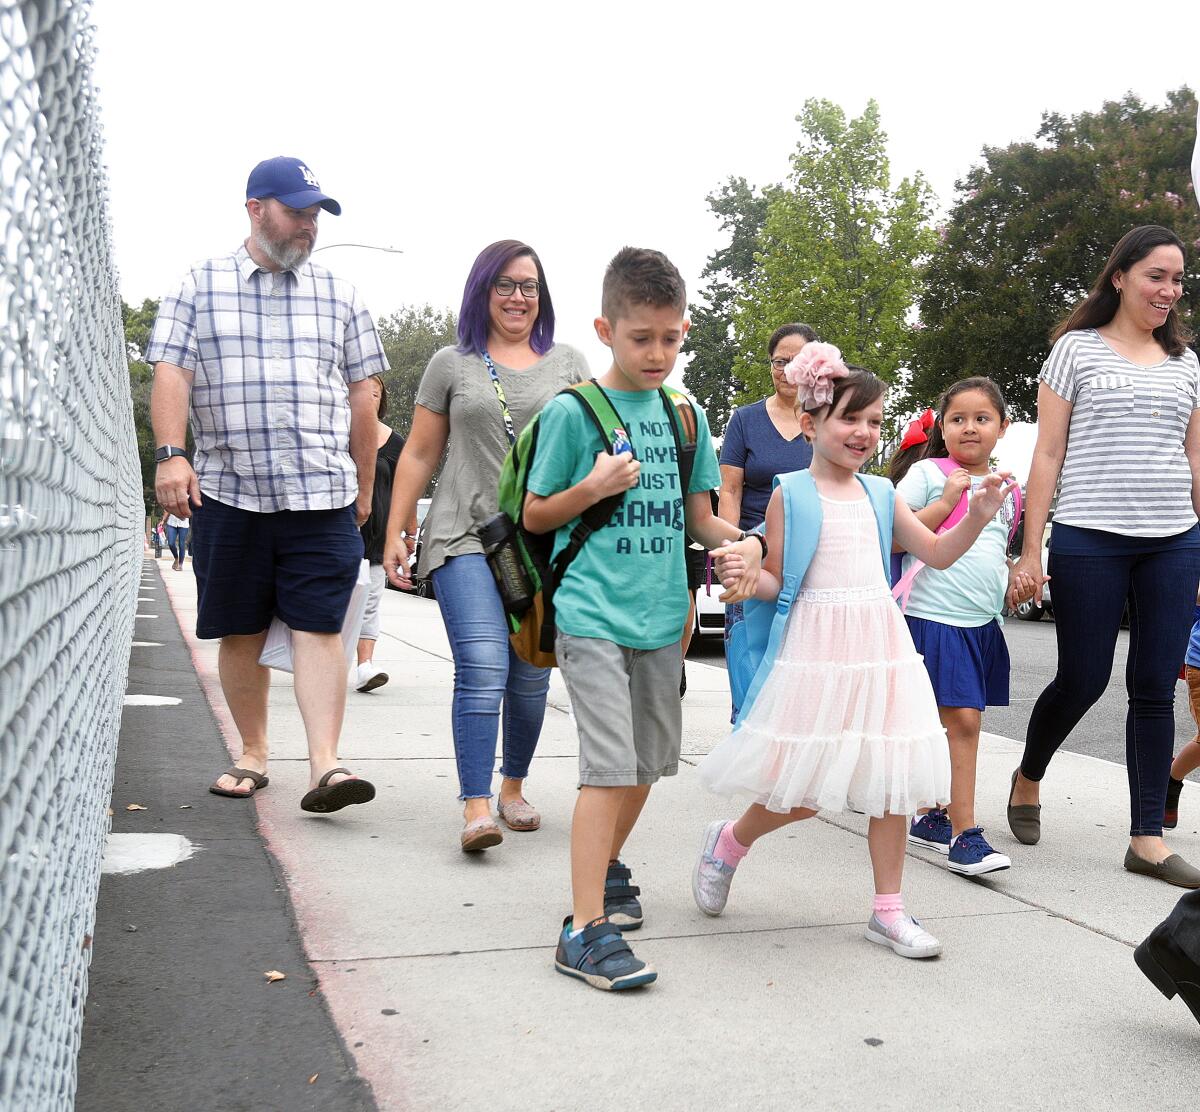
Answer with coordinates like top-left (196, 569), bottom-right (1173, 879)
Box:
top-left (1051, 225), bottom-right (1193, 355)
top-left (888, 376), bottom-right (1008, 485)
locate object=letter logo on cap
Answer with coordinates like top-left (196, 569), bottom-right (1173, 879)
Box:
top-left (298, 164), bottom-right (319, 188)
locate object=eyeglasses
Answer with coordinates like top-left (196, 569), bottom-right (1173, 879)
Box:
top-left (768, 357), bottom-right (790, 371)
top-left (493, 277), bottom-right (540, 298)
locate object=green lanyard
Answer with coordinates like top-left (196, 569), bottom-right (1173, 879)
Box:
top-left (481, 351), bottom-right (517, 445)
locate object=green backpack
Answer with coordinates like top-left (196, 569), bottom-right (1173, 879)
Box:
top-left (496, 379), bottom-right (698, 668)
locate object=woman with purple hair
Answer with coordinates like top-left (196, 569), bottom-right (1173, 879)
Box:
top-left (384, 240), bottom-right (588, 851)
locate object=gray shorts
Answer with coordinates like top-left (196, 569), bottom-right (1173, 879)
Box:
top-left (556, 631), bottom-right (682, 787)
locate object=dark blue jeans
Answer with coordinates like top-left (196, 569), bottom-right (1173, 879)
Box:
top-left (1021, 542), bottom-right (1200, 836)
top-left (165, 524), bottom-right (188, 562)
top-left (431, 553), bottom-right (551, 800)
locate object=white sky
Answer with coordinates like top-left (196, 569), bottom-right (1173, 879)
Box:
top-left (91, 0), bottom-right (1199, 480)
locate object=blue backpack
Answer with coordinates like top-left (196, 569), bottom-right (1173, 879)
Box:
top-left (727, 470), bottom-right (895, 724)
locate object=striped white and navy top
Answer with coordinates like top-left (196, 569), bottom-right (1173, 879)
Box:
top-left (1041, 328), bottom-right (1200, 536)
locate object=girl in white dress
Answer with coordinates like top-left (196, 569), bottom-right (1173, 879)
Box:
top-left (695, 346), bottom-right (1018, 958)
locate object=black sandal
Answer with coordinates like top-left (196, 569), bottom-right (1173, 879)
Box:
top-left (300, 767), bottom-right (376, 813)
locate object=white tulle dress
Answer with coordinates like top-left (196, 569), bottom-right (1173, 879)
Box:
top-left (701, 493), bottom-right (951, 817)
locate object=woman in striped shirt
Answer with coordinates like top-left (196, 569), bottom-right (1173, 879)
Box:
top-left (1008, 225), bottom-right (1200, 887)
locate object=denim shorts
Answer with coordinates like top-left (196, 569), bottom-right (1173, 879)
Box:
top-left (906, 615), bottom-right (1010, 711)
top-left (556, 631), bottom-right (682, 786)
top-left (190, 496), bottom-right (363, 639)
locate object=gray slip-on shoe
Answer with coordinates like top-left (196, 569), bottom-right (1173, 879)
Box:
top-left (1007, 769), bottom-right (1041, 846)
top-left (1123, 847), bottom-right (1200, 889)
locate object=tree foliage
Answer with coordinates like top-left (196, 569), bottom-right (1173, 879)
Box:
top-left (682, 177), bottom-right (769, 435)
top-left (123, 298), bottom-right (160, 516)
top-left (733, 99), bottom-right (938, 402)
top-left (376, 304), bottom-right (458, 438)
top-left (911, 87), bottom-right (1200, 420)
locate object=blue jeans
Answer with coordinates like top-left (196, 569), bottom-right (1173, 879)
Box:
top-left (1021, 541), bottom-right (1200, 836)
top-left (165, 524), bottom-right (188, 562)
top-left (432, 553), bottom-right (551, 799)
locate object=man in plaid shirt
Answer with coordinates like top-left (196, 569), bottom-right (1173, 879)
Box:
top-left (148, 155), bottom-right (388, 814)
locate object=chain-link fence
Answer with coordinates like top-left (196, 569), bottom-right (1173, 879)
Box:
top-left (0, 1), bottom-right (141, 1107)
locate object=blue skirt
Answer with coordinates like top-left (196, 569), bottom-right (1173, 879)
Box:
top-left (905, 615), bottom-right (1010, 710)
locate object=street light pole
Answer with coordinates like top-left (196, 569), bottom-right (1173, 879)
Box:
top-left (312, 243), bottom-right (404, 255)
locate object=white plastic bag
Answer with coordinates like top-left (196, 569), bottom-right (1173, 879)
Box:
top-left (258, 559), bottom-right (372, 674)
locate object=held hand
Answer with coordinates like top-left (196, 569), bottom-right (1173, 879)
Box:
top-left (1005, 568), bottom-right (1039, 609)
top-left (383, 537), bottom-right (413, 589)
top-left (587, 449), bottom-right (640, 499)
top-left (1010, 552), bottom-right (1049, 609)
top-left (966, 471), bottom-right (1017, 522)
top-left (155, 457), bottom-right (201, 518)
top-left (711, 537), bottom-right (762, 603)
top-left (941, 467), bottom-right (971, 507)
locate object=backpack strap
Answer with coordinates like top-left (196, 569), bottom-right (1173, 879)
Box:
top-left (734, 471), bottom-right (822, 724)
top-left (660, 386), bottom-right (698, 499)
top-left (536, 381), bottom-right (632, 653)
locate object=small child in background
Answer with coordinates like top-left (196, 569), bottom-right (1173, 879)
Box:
top-left (695, 348), bottom-right (1016, 959)
top-left (888, 377), bottom-right (1039, 875)
top-left (1166, 592), bottom-right (1200, 828)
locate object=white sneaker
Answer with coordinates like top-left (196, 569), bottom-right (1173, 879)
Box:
top-left (355, 661), bottom-right (388, 693)
top-left (692, 819), bottom-right (739, 917)
top-left (864, 913), bottom-right (942, 959)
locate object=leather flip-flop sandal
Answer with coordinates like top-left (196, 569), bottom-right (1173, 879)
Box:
top-left (209, 767), bottom-right (269, 798)
top-left (300, 766), bottom-right (376, 814)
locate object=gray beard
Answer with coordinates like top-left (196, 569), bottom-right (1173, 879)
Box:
top-left (252, 229), bottom-right (311, 271)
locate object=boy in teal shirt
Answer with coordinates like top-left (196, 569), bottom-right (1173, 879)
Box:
top-left (524, 247), bottom-right (760, 990)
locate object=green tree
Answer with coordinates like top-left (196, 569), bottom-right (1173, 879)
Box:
top-left (682, 177), bottom-right (769, 435)
top-left (123, 298), bottom-right (160, 516)
top-left (911, 87), bottom-right (1200, 420)
top-left (376, 304), bottom-right (458, 438)
top-left (733, 99), bottom-right (938, 402)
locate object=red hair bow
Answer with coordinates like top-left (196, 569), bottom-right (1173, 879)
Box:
top-left (899, 408), bottom-right (935, 451)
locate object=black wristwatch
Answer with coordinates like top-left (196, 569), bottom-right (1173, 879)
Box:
top-left (738, 530), bottom-right (768, 560)
top-left (154, 445), bottom-right (188, 464)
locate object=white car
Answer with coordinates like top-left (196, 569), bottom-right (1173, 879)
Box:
top-left (693, 579), bottom-right (726, 638)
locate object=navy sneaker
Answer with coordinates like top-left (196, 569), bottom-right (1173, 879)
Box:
top-left (554, 916), bottom-right (657, 991)
top-left (604, 860), bottom-right (643, 930)
top-left (908, 809), bottom-right (952, 854)
top-left (947, 827), bottom-right (1011, 876)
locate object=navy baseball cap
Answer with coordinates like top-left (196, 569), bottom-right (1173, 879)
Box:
top-left (245, 156), bottom-right (341, 215)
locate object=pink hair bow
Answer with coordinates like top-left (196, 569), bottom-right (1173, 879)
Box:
top-left (784, 342), bottom-right (849, 411)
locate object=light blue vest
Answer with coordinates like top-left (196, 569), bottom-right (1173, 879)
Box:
top-left (728, 470), bottom-right (895, 724)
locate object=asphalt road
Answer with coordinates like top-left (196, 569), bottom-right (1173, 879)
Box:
top-left (688, 612), bottom-right (1197, 774)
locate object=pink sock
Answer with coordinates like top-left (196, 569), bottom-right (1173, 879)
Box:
top-left (715, 821), bottom-right (750, 866)
top-left (873, 893), bottom-right (906, 928)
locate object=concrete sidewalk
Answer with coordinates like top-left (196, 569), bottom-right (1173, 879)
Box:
top-left (135, 565), bottom-right (1197, 1109)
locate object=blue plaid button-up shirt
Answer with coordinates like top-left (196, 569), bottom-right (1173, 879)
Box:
top-left (145, 244), bottom-right (389, 512)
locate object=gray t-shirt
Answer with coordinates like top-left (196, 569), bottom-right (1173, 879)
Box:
top-left (415, 343), bottom-right (589, 576)
top-left (1040, 328), bottom-right (1200, 536)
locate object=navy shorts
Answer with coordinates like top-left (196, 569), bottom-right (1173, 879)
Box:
top-left (905, 615), bottom-right (1010, 710)
top-left (190, 496), bottom-right (363, 640)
